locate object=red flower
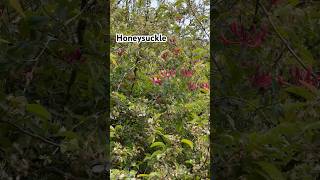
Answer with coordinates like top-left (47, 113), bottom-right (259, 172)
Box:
top-left (151, 77), bottom-right (162, 85)
top-left (220, 22), bottom-right (268, 48)
top-left (180, 69), bottom-right (193, 78)
top-left (199, 82), bottom-right (209, 91)
top-left (160, 69), bottom-right (176, 78)
top-left (188, 82), bottom-right (198, 91)
top-left (289, 66), bottom-right (317, 87)
top-left (251, 70), bottom-right (272, 89)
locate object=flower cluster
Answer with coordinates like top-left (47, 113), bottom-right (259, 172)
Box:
top-left (251, 66), bottom-right (320, 90)
top-left (160, 69), bottom-right (176, 79)
top-left (180, 69), bottom-right (193, 78)
top-left (188, 82), bottom-right (210, 91)
top-left (220, 21), bottom-right (268, 48)
top-left (151, 67), bottom-right (209, 92)
top-left (151, 69), bottom-right (176, 85)
top-left (289, 67), bottom-right (319, 87)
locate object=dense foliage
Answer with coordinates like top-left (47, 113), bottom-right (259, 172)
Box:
top-left (0, 0), bottom-right (108, 179)
top-left (212, 0), bottom-right (320, 179)
top-left (2, 0), bottom-right (319, 179)
top-left (111, 0), bottom-right (210, 179)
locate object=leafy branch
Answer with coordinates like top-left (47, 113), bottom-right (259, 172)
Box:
top-left (259, 2), bottom-right (317, 79)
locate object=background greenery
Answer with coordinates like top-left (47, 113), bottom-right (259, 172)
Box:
top-left (0, 0), bottom-right (108, 179)
top-left (212, 0), bottom-right (320, 179)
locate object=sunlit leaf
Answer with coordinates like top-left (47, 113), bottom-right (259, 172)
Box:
top-left (181, 139), bottom-right (194, 150)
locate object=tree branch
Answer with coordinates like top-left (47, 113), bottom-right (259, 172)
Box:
top-left (0, 119), bottom-right (60, 147)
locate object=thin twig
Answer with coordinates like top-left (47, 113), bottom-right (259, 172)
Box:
top-left (0, 119), bottom-right (60, 147)
top-left (187, 0), bottom-right (210, 39)
top-left (63, 0), bottom-right (95, 26)
top-left (24, 38), bottom-right (52, 93)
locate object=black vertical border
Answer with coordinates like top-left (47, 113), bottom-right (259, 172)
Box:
top-left (209, 0), bottom-right (215, 179)
top-left (105, 0), bottom-right (110, 179)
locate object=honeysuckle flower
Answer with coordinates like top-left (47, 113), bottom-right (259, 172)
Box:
top-left (251, 70), bottom-right (272, 89)
top-left (160, 69), bottom-right (176, 78)
top-left (151, 77), bottom-right (162, 85)
top-left (220, 21), bottom-right (268, 48)
top-left (289, 66), bottom-right (318, 87)
top-left (199, 82), bottom-right (209, 91)
top-left (188, 82), bottom-right (198, 91)
top-left (180, 69), bottom-right (193, 78)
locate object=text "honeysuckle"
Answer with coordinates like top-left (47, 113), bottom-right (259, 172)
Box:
top-left (116, 34), bottom-right (167, 44)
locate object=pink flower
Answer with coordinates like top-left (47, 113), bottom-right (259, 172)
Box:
top-left (199, 82), bottom-right (209, 91)
top-left (188, 82), bottom-right (198, 91)
top-left (151, 77), bottom-right (162, 85)
top-left (220, 22), bottom-right (268, 48)
top-left (160, 69), bottom-right (176, 78)
top-left (180, 69), bottom-right (193, 78)
top-left (289, 66), bottom-right (317, 87)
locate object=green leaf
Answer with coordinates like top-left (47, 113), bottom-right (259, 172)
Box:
top-left (137, 174), bottom-right (149, 177)
top-left (26, 104), bottom-right (52, 120)
top-left (257, 162), bottom-right (285, 180)
top-left (150, 142), bottom-right (165, 148)
top-left (9, 0), bottom-right (26, 18)
top-left (285, 86), bottom-right (316, 100)
top-left (0, 38), bottom-right (10, 44)
top-left (151, 150), bottom-right (163, 158)
top-left (147, 135), bottom-right (155, 144)
top-left (181, 139), bottom-right (194, 150)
